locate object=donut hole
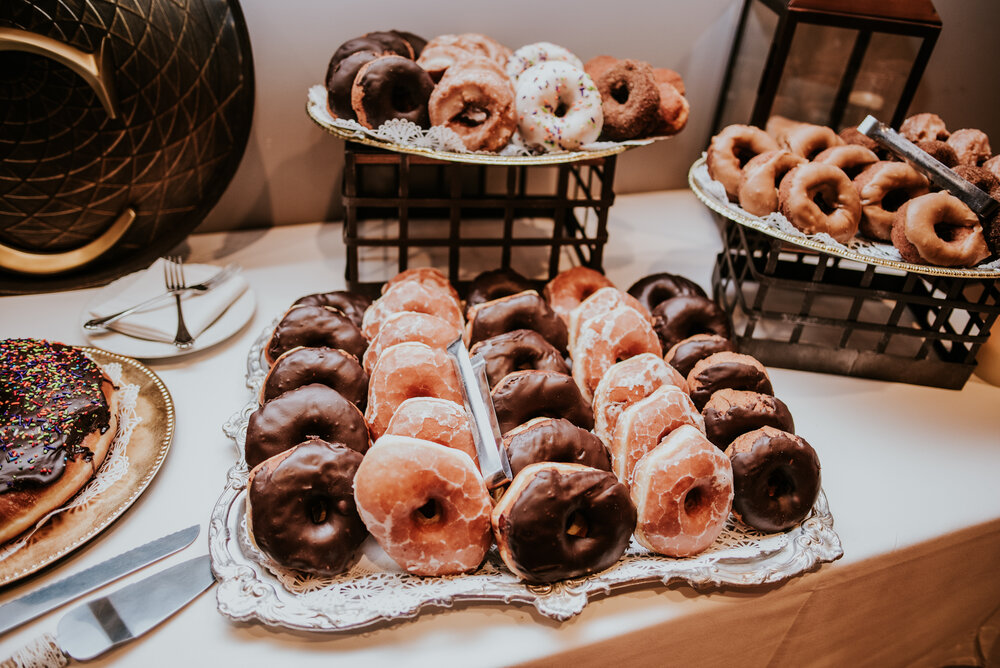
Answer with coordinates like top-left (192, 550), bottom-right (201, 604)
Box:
top-left (306, 496), bottom-right (331, 525)
top-left (391, 85), bottom-right (421, 113)
top-left (934, 222), bottom-right (964, 242)
top-left (456, 103), bottom-right (489, 127)
top-left (734, 146), bottom-right (757, 169)
top-left (513, 351), bottom-right (540, 372)
top-left (554, 100), bottom-right (570, 118)
top-left (766, 467), bottom-right (796, 500)
top-left (812, 191), bottom-right (837, 215)
top-left (683, 484), bottom-right (709, 520)
top-left (413, 498), bottom-right (442, 524)
top-left (610, 81), bottom-right (630, 105)
top-left (565, 510), bottom-right (589, 539)
top-left (881, 189), bottom-right (910, 213)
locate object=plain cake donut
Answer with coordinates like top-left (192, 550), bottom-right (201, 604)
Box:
top-left (590, 59), bottom-right (660, 141)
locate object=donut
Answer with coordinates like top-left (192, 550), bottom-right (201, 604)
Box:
top-left (582, 54), bottom-right (618, 80)
top-left (954, 164), bottom-right (1000, 194)
top-left (265, 305), bottom-right (367, 366)
top-left (899, 113), bottom-right (949, 143)
top-left (362, 311), bottom-right (461, 375)
top-left (764, 115), bottom-right (804, 145)
top-left (331, 33), bottom-right (412, 66)
top-left (630, 424), bottom-right (733, 557)
top-left (838, 126), bottom-right (881, 154)
top-left (590, 59), bottom-right (660, 141)
top-left (592, 352), bottom-right (689, 447)
top-left (915, 140), bottom-right (959, 168)
top-left (354, 435), bottom-right (493, 576)
top-left (610, 384), bottom-right (705, 484)
top-left (652, 81), bottom-right (689, 136)
top-left (326, 50), bottom-right (379, 121)
top-left (384, 397), bottom-right (478, 466)
top-left (567, 286), bottom-right (652, 351)
top-left (853, 161), bottom-right (930, 241)
top-left (244, 384), bottom-right (370, 469)
top-left (261, 346), bottom-right (368, 409)
top-left (428, 56), bottom-right (516, 152)
top-left (503, 417), bottom-right (611, 475)
top-left (706, 124), bottom-right (780, 200)
top-left (361, 280), bottom-right (464, 340)
top-left (626, 272), bottom-right (706, 314)
top-left (365, 342), bottom-right (464, 439)
top-left (687, 352), bottom-right (773, 411)
top-left (652, 67), bottom-right (685, 96)
top-left (651, 294), bottom-right (730, 351)
top-left (947, 128), bottom-right (992, 167)
top-left (812, 144), bottom-right (879, 181)
top-left (781, 123), bottom-right (843, 160)
top-left (246, 439), bottom-right (366, 576)
top-left (572, 305), bottom-right (663, 402)
top-left (663, 333), bottom-right (734, 378)
top-left (383, 267), bottom-right (460, 302)
top-left (777, 162), bottom-right (862, 243)
top-left (515, 61), bottom-right (603, 151)
top-left (725, 426), bottom-right (820, 532)
top-left (389, 30), bottom-right (427, 58)
top-left (416, 33), bottom-right (509, 81)
top-left (464, 268), bottom-right (535, 316)
top-left (351, 55), bottom-right (435, 130)
top-left (469, 329), bottom-right (568, 389)
top-left (544, 266), bottom-right (615, 323)
top-left (891, 191), bottom-right (990, 267)
top-left (737, 150), bottom-right (808, 217)
top-left (983, 155), bottom-right (1000, 182)
top-left (702, 388), bottom-right (794, 450)
top-left (491, 462), bottom-right (635, 583)
top-left (508, 42), bottom-right (584, 81)
top-left (491, 370), bottom-right (594, 435)
top-left (465, 290), bottom-right (568, 353)
top-left (292, 291), bottom-right (372, 331)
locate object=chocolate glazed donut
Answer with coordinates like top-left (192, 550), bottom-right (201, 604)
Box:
top-left (491, 370), bottom-right (594, 434)
top-left (265, 305), bottom-right (367, 365)
top-left (652, 295), bottom-right (730, 350)
top-left (247, 439), bottom-right (367, 576)
top-left (627, 272), bottom-right (707, 314)
top-left (470, 329), bottom-right (568, 388)
top-left (725, 426), bottom-right (820, 532)
top-left (326, 51), bottom-right (380, 121)
top-left (504, 418), bottom-right (612, 475)
top-left (464, 268), bottom-right (535, 317)
top-left (687, 352), bottom-right (773, 411)
top-left (261, 347), bottom-right (368, 409)
top-left (351, 55), bottom-right (435, 129)
top-left (664, 334), bottom-right (733, 377)
top-left (292, 292), bottom-right (373, 331)
top-left (702, 389), bottom-right (794, 450)
top-left (245, 384), bottom-right (370, 469)
top-left (466, 291), bottom-right (569, 354)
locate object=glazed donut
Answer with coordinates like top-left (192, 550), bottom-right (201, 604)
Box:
top-left (610, 384), bottom-right (705, 484)
top-left (428, 56), bottom-right (516, 152)
top-left (915, 140), bottom-right (959, 168)
top-left (764, 115), bottom-right (804, 145)
top-left (244, 384), bottom-right (370, 469)
top-left (508, 42), bottom-right (584, 81)
top-left (899, 113), bottom-right (949, 143)
top-left (854, 161), bottom-right (930, 240)
top-left (354, 435), bottom-right (493, 576)
top-left (652, 81), bottom-right (689, 136)
top-left (492, 462), bottom-right (636, 583)
top-left (572, 305), bottom-right (663, 402)
top-left (781, 123), bottom-right (843, 160)
top-left (362, 311), bottom-right (461, 375)
top-left (465, 290), bottom-right (568, 353)
top-left (737, 149), bottom-right (807, 216)
top-left (891, 192), bottom-right (990, 267)
top-left (983, 155), bottom-right (1000, 182)
top-left (503, 417), bottom-right (611, 475)
top-left (265, 305), bottom-right (367, 366)
top-left (651, 294), bottom-right (730, 351)
top-left (351, 55), bottom-right (435, 129)
top-left (653, 67), bottom-right (685, 96)
top-left (947, 128), bottom-right (992, 167)
top-left (464, 268), bottom-right (535, 316)
top-left (591, 59), bottom-right (660, 141)
top-left (515, 61), bottom-right (603, 151)
top-left (838, 127), bottom-right (881, 155)
top-left (663, 333), bottom-right (733, 378)
top-left (725, 426), bottom-right (820, 532)
top-left (702, 388), bottom-right (794, 450)
top-left (812, 144), bottom-right (879, 181)
top-left (292, 291), bottom-right (372, 330)
top-left (469, 329), bottom-right (568, 389)
top-left (706, 124), bottom-right (780, 200)
top-left (631, 424), bottom-right (733, 557)
top-left (246, 439), bottom-right (366, 576)
top-left (687, 352), bottom-right (773, 411)
top-left (365, 341), bottom-right (464, 439)
top-left (330, 33), bottom-right (412, 67)
top-left (384, 397), bottom-right (478, 466)
top-left (592, 352), bottom-right (689, 446)
top-left (389, 30), bottom-right (427, 58)
top-left (626, 272), bottom-right (706, 314)
top-left (544, 266), bottom-right (615, 323)
top-left (491, 370), bottom-right (594, 435)
top-left (361, 280), bottom-right (463, 340)
top-left (415, 33), bottom-right (502, 81)
top-left (383, 267), bottom-right (460, 302)
top-left (261, 346), bottom-right (368, 409)
top-left (326, 50), bottom-right (379, 121)
top-left (567, 286), bottom-right (652, 351)
top-left (777, 162), bottom-right (861, 243)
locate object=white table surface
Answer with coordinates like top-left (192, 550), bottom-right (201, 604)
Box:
top-left (1, 190), bottom-right (999, 667)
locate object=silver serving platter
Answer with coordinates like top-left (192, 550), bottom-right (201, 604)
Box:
top-left (208, 323), bottom-right (844, 632)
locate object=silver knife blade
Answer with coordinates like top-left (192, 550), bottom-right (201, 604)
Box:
top-left (56, 554), bottom-right (215, 661)
top-left (0, 525), bottom-right (199, 636)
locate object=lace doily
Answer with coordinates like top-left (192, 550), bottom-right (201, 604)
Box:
top-left (0, 361), bottom-right (140, 560)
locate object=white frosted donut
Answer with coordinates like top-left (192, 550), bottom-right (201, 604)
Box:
top-left (515, 61), bottom-right (603, 151)
top-left (506, 42), bottom-right (584, 81)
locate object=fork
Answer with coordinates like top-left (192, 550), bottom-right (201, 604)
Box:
top-left (163, 256), bottom-right (195, 349)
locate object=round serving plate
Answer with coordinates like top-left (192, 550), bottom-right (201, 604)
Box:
top-left (688, 156), bottom-right (1000, 280)
top-left (0, 347), bottom-right (175, 586)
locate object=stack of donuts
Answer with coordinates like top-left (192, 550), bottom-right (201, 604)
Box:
top-left (705, 113), bottom-right (997, 267)
top-left (242, 265), bottom-right (822, 584)
top-left (324, 30), bottom-right (688, 154)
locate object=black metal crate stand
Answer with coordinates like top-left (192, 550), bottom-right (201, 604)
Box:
top-left (342, 142), bottom-right (617, 297)
top-left (714, 220), bottom-right (1000, 389)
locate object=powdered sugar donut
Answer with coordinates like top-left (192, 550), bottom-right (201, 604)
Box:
top-left (515, 61), bottom-right (603, 152)
top-left (506, 42), bottom-right (584, 81)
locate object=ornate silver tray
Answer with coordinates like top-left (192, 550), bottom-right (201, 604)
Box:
top-left (208, 323), bottom-right (844, 632)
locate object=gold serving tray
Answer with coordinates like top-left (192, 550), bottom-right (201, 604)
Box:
top-left (0, 348), bottom-right (174, 586)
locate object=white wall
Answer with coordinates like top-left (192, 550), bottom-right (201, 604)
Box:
top-left (197, 0), bottom-right (1000, 232)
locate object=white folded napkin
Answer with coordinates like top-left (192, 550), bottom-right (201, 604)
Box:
top-left (89, 258), bottom-right (248, 343)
